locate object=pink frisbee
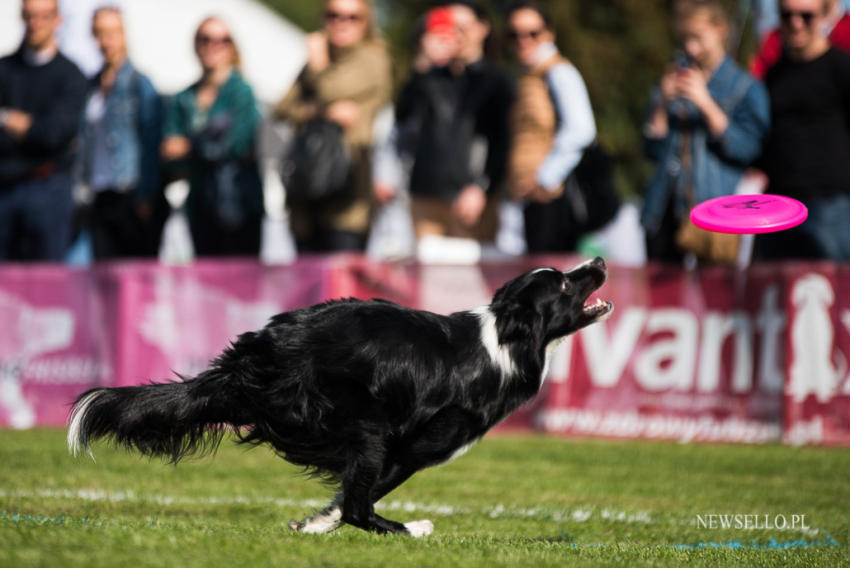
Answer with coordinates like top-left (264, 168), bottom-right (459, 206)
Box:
top-left (690, 194), bottom-right (808, 234)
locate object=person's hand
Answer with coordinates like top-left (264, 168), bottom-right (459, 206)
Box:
top-left (452, 184), bottom-right (486, 227)
top-left (135, 200), bottom-right (153, 221)
top-left (373, 183), bottom-right (396, 205)
top-left (325, 100), bottom-right (360, 129)
top-left (675, 68), bottom-right (728, 137)
top-left (660, 67), bottom-right (679, 105)
top-left (675, 68), bottom-right (713, 111)
top-left (2, 109), bottom-right (32, 139)
top-left (512, 180), bottom-right (536, 200)
top-left (161, 136), bottom-right (192, 161)
top-left (529, 184), bottom-right (560, 204)
top-left (515, 178), bottom-right (560, 203)
top-left (305, 32), bottom-right (330, 73)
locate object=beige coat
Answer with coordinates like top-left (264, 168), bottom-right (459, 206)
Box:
top-left (508, 54), bottom-right (568, 196)
top-left (276, 40), bottom-right (392, 236)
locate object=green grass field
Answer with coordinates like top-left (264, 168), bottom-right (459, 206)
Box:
top-left (1, 430), bottom-right (847, 567)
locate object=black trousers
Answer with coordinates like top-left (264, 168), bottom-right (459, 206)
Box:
top-left (524, 191), bottom-right (579, 254)
top-left (644, 197), bottom-right (686, 262)
top-left (90, 189), bottom-right (168, 260)
top-left (0, 172), bottom-right (74, 262)
top-left (295, 228), bottom-right (366, 253)
top-left (188, 213), bottom-right (262, 258)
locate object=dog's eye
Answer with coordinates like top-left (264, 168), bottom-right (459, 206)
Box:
top-left (561, 279), bottom-right (570, 293)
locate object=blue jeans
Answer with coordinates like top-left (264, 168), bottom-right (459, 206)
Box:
top-left (0, 172), bottom-right (74, 262)
top-left (756, 194), bottom-right (850, 261)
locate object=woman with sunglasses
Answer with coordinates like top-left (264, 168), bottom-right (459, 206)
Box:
top-left (275, 0), bottom-right (391, 252)
top-left (505, 1), bottom-right (597, 253)
top-left (161, 16), bottom-right (264, 257)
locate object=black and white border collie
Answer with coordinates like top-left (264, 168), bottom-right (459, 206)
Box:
top-left (68, 257), bottom-right (613, 537)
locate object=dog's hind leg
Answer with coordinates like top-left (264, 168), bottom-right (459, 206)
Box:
top-left (289, 492), bottom-right (343, 534)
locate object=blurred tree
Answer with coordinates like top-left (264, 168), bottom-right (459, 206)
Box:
top-left (260, 0), bottom-right (323, 32)
top-left (261, 0), bottom-right (755, 197)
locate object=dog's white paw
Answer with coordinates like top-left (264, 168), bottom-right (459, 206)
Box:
top-left (404, 519), bottom-right (434, 537)
top-left (289, 506), bottom-right (342, 534)
top-left (300, 518), bottom-right (342, 534)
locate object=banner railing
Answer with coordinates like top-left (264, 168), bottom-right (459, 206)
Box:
top-left (1, 255), bottom-right (847, 445)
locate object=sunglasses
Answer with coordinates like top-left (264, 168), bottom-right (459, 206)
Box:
top-left (780, 9), bottom-right (817, 26)
top-left (22, 9), bottom-right (58, 21)
top-left (508, 28), bottom-right (544, 42)
top-left (197, 34), bottom-right (233, 46)
top-left (324, 11), bottom-right (364, 24)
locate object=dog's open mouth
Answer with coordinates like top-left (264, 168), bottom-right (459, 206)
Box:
top-left (583, 297), bottom-right (614, 321)
top-left (572, 258), bottom-right (613, 323)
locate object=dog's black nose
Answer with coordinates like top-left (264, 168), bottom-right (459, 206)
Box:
top-left (592, 257), bottom-right (606, 269)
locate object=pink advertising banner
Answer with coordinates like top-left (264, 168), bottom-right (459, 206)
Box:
top-left (0, 256), bottom-right (848, 445)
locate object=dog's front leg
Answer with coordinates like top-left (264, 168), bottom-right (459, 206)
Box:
top-left (341, 456), bottom-right (433, 537)
top-left (343, 491), bottom-right (430, 536)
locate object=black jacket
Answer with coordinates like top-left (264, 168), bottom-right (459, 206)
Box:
top-left (0, 46), bottom-right (88, 187)
top-left (397, 59), bottom-right (515, 199)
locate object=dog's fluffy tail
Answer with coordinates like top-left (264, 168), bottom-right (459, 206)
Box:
top-left (67, 369), bottom-right (238, 462)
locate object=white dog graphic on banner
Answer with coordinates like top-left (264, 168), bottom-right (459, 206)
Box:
top-left (0, 290), bottom-right (74, 428)
top-left (789, 274), bottom-right (844, 403)
top-left (139, 274), bottom-right (279, 376)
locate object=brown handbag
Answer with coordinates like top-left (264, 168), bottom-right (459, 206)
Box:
top-left (675, 215), bottom-right (740, 264)
top-left (673, 128), bottom-right (739, 264)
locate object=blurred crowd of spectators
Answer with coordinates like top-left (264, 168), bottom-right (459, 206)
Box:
top-left (0, 0), bottom-right (849, 265)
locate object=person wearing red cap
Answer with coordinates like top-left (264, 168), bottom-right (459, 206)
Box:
top-left (395, 1), bottom-right (515, 242)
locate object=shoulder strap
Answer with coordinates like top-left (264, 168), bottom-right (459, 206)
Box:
top-left (723, 70), bottom-right (754, 114)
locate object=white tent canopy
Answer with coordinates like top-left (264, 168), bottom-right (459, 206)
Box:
top-left (0, 0), bottom-right (306, 103)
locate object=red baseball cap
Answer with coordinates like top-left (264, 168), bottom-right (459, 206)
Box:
top-left (426, 7), bottom-right (455, 36)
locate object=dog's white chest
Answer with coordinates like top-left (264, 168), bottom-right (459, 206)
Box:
top-left (540, 337), bottom-right (566, 385)
top-left (443, 439), bottom-right (479, 465)
top-left (473, 307), bottom-right (517, 380)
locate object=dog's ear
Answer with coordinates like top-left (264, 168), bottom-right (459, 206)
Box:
top-left (495, 305), bottom-right (541, 346)
top-left (490, 281), bottom-right (544, 347)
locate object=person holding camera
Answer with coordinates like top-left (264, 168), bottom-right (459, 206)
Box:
top-left (641, 0), bottom-right (770, 263)
top-left (395, 0), bottom-right (514, 242)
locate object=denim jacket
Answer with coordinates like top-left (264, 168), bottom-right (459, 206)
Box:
top-left (78, 60), bottom-right (162, 200)
top-left (641, 57), bottom-right (770, 234)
